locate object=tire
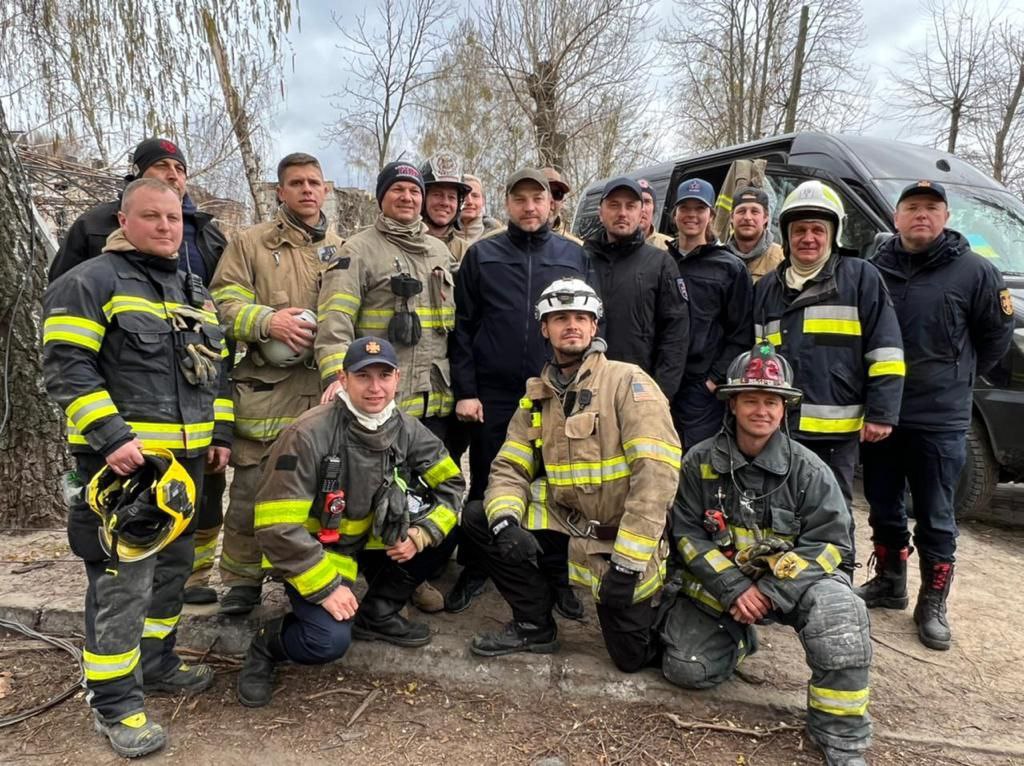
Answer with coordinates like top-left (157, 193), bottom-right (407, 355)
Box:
top-left (954, 417), bottom-right (999, 521)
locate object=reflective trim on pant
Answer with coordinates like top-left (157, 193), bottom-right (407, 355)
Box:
top-left (220, 462), bottom-right (264, 586)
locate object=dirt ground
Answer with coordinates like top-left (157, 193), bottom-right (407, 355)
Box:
top-left (1, 484), bottom-right (1023, 764)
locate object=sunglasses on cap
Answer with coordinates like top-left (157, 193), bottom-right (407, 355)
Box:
top-left (551, 190), bottom-right (566, 201)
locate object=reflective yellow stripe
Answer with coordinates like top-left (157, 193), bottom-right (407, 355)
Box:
top-left (66, 390), bottom-right (119, 431)
top-left (715, 193), bottom-right (733, 212)
top-left (142, 614), bottom-right (180, 640)
top-left (192, 536), bottom-right (217, 571)
top-left (681, 570), bottom-right (724, 613)
top-left (803, 306), bottom-right (861, 336)
top-left (233, 304), bottom-right (272, 339)
top-left (703, 548), bottom-right (734, 573)
top-left (754, 320), bottom-right (782, 348)
top-left (303, 514), bottom-right (375, 537)
top-left (357, 306), bottom-right (455, 331)
top-left (254, 498), bottom-right (312, 527)
top-left (424, 504), bottom-right (458, 536)
top-left (319, 351), bottom-right (347, 380)
top-left (317, 292), bottom-right (361, 320)
top-left (678, 537), bottom-right (700, 563)
top-left (221, 550), bottom-right (264, 578)
top-left (808, 685), bottom-right (870, 717)
top-left (214, 398), bottom-right (235, 423)
top-left (799, 404), bottom-right (865, 434)
top-left (287, 557), bottom-right (338, 597)
top-left (67, 420), bottom-right (214, 450)
top-left (526, 479), bottom-right (550, 529)
top-left (730, 525), bottom-right (794, 547)
top-left (546, 456), bottom-right (630, 487)
top-left (635, 560), bottom-right (668, 601)
top-left (234, 416), bottom-right (295, 442)
top-left (570, 559), bottom-right (667, 602)
top-left (211, 284), bottom-right (255, 304)
top-left (423, 457), bottom-right (460, 488)
top-left (497, 440), bottom-right (535, 476)
top-left (82, 646), bottom-right (141, 681)
top-left (426, 390), bottom-right (454, 417)
top-left (43, 315), bottom-right (106, 351)
top-left (623, 438), bottom-right (681, 470)
top-left (868, 360), bottom-right (906, 377)
top-left (700, 463), bottom-right (719, 480)
top-left (485, 495), bottom-right (526, 524)
top-left (816, 543), bottom-right (842, 573)
top-left (613, 528), bottom-right (659, 564)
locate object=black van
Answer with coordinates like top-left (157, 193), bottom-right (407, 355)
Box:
top-left (573, 131), bottom-right (1024, 519)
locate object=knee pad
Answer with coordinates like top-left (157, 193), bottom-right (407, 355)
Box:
top-left (460, 500), bottom-right (491, 543)
top-left (659, 597), bottom-right (740, 690)
top-left (799, 579), bottom-right (872, 672)
top-left (662, 651), bottom-right (728, 690)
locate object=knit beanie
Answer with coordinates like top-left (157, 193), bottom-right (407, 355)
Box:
top-left (376, 162), bottom-right (425, 206)
top-left (131, 138), bottom-right (187, 175)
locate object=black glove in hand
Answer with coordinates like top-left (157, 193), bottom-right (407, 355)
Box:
top-left (492, 519), bottom-right (542, 565)
top-left (599, 563), bottom-right (639, 609)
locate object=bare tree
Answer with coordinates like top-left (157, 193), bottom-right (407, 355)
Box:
top-left (888, 0), bottom-right (996, 154)
top-left (0, 0), bottom-right (295, 527)
top-left (664, 0), bottom-right (872, 152)
top-left (322, 0), bottom-right (454, 177)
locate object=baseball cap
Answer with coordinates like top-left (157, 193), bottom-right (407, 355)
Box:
top-left (600, 176), bottom-right (643, 202)
top-left (732, 186), bottom-right (769, 212)
top-left (674, 178), bottom-right (715, 209)
top-left (343, 337), bottom-right (400, 373)
top-left (897, 180), bottom-right (948, 205)
top-left (505, 168), bottom-right (551, 195)
top-left (638, 178), bottom-right (657, 204)
top-left (542, 167), bottom-right (571, 195)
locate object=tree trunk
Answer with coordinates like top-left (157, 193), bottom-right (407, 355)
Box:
top-left (203, 10), bottom-right (267, 222)
top-left (0, 109), bottom-right (71, 528)
top-left (784, 4), bottom-right (809, 133)
top-left (993, 60), bottom-right (1024, 183)
top-left (948, 100), bottom-right (961, 154)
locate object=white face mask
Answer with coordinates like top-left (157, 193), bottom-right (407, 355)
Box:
top-left (337, 387), bottom-right (397, 431)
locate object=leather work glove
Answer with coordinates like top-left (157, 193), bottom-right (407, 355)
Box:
top-left (598, 563), bottom-right (639, 610)
top-left (183, 343), bottom-right (220, 387)
top-left (736, 537), bottom-right (794, 580)
top-left (491, 518), bottom-right (542, 565)
top-left (372, 478), bottom-right (410, 547)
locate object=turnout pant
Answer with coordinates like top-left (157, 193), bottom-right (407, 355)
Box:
top-left (800, 438), bottom-right (858, 571)
top-left (71, 452), bottom-right (204, 724)
top-left (219, 446), bottom-right (266, 587)
top-left (278, 536), bottom-right (458, 665)
top-left (861, 428), bottom-right (965, 562)
top-left (672, 378), bottom-right (725, 450)
top-left (660, 577), bottom-right (872, 756)
top-left (187, 469), bottom-right (226, 588)
top-left (463, 500), bottom-right (660, 672)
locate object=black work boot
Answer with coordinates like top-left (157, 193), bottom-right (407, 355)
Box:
top-left (94, 711), bottom-right (166, 758)
top-left (352, 598), bottom-right (431, 647)
top-left (237, 617), bottom-right (287, 708)
top-left (219, 585), bottom-right (262, 615)
top-left (554, 586), bottom-right (585, 620)
top-left (854, 544), bottom-right (909, 609)
top-left (183, 585), bottom-right (218, 605)
top-left (444, 567), bottom-right (488, 613)
top-left (914, 560), bottom-right (954, 651)
top-left (143, 661), bottom-right (215, 695)
top-left (470, 619), bottom-right (559, 657)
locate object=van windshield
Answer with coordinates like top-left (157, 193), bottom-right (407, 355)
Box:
top-left (877, 180), bottom-right (1024, 275)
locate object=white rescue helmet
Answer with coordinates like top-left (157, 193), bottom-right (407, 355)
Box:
top-left (778, 180), bottom-right (846, 246)
top-left (535, 278), bottom-right (603, 321)
top-left (259, 308), bottom-right (317, 367)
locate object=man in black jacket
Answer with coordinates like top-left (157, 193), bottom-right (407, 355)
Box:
top-left (585, 176), bottom-right (688, 400)
top-left (448, 168), bottom-right (592, 614)
top-left (49, 137), bottom-right (230, 606)
top-left (858, 181), bottom-right (1013, 651)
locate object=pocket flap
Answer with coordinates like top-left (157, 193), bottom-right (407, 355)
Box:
top-left (564, 411), bottom-right (597, 439)
top-left (117, 313), bottom-right (171, 338)
top-left (771, 506), bottom-right (799, 536)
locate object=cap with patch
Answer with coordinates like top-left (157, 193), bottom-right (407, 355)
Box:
top-left (505, 168), bottom-right (551, 195)
top-left (732, 186), bottom-right (769, 212)
top-left (376, 161), bottom-right (425, 206)
top-left (343, 336), bottom-right (400, 373)
top-left (600, 176), bottom-right (643, 202)
top-left (674, 178), bottom-right (715, 209)
top-left (638, 178), bottom-right (657, 205)
top-left (897, 180), bottom-right (947, 205)
top-left (131, 138), bottom-right (187, 176)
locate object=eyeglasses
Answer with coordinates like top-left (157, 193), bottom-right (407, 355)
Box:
top-left (551, 190), bottom-right (565, 201)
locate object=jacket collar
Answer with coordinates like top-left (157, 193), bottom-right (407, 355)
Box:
top-left (709, 427), bottom-right (792, 476)
top-left (587, 228), bottom-right (645, 258)
top-left (262, 207), bottom-right (320, 249)
top-left (507, 221), bottom-right (552, 248)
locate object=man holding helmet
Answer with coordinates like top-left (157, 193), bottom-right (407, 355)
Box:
top-left (237, 337), bottom-right (463, 708)
top-left (462, 279), bottom-right (680, 672)
top-left (43, 178), bottom-right (233, 757)
top-left (420, 149), bottom-right (472, 263)
top-left (660, 340), bottom-right (872, 766)
top-left (754, 180), bottom-right (904, 573)
top-left (210, 152), bottom-right (343, 615)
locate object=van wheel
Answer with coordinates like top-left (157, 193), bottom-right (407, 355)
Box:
top-left (954, 418), bottom-right (999, 521)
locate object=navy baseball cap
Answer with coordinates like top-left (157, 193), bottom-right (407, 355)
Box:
top-left (343, 337), bottom-right (400, 373)
top-left (674, 178), bottom-right (715, 209)
top-left (600, 176), bottom-right (643, 202)
top-left (897, 180), bottom-right (948, 205)
top-left (732, 186), bottom-right (770, 212)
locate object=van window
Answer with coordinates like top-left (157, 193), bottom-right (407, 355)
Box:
top-left (766, 173), bottom-right (882, 258)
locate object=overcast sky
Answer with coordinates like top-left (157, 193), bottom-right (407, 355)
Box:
top-left (267, 0), bottom-right (1024, 189)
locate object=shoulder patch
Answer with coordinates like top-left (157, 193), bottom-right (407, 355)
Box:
top-left (1000, 288), bottom-right (1014, 317)
top-left (676, 277), bottom-right (689, 302)
top-left (327, 256), bottom-right (351, 272)
top-left (631, 378), bottom-right (657, 402)
top-left (274, 454), bottom-right (299, 472)
top-left (318, 245), bottom-right (338, 262)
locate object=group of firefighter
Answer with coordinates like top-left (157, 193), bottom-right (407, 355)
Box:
top-left (40, 137), bottom-right (1014, 764)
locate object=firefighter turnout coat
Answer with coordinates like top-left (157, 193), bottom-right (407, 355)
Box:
top-left (754, 253), bottom-right (905, 440)
top-left (484, 343), bottom-right (681, 603)
top-left (316, 220), bottom-right (456, 420)
top-left (253, 399), bottom-right (465, 602)
top-left (208, 208), bottom-right (343, 465)
top-left (43, 230), bottom-right (233, 458)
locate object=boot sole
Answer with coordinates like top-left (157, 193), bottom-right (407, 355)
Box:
top-left (237, 689), bottom-right (273, 708)
top-left (94, 719), bottom-right (166, 759)
top-left (470, 639), bottom-right (560, 657)
top-left (858, 595), bottom-right (908, 610)
top-left (218, 603), bottom-right (258, 616)
top-left (351, 625), bottom-right (431, 648)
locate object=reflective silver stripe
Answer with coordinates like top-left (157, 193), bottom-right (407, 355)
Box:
top-left (142, 614), bottom-right (181, 639)
top-left (755, 320), bottom-right (782, 337)
top-left (864, 346), bottom-right (904, 362)
top-left (804, 305), bottom-right (859, 321)
top-left (800, 404), bottom-right (864, 419)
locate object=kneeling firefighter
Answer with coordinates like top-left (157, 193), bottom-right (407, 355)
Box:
top-left (238, 337), bottom-right (465, 707)
top-left (660, 340), bottom-right (872, 766)
top-left (464, 279), bottom-right (681, 671)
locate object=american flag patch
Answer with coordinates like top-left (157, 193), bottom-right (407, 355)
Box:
top-left (632, 380), bottom-right (656, 401)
